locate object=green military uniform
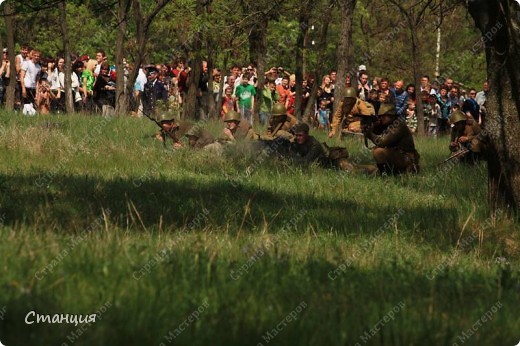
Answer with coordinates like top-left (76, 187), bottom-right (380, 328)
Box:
top-left (185, 126), bottom-right (217, 149)
top-left (330, 87), bottom-right (373, 136)
top-left (365, 104), bottom-right (420, 175)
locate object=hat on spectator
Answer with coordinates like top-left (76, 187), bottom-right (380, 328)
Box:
top-left (2, 48), bottom-right (7, 53)
top-left (358, 65), bottom-right (367, 71)
top-left (79, 55), bottom-right (90, 62)
top-left (146, 65), bottom-right (158, 76)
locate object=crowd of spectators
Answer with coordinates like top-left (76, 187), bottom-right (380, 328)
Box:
top-left (0, 44), bottom-right (488, 137)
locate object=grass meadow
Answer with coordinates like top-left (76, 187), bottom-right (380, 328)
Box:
top-left (0, 112), bottom-right (518, 346)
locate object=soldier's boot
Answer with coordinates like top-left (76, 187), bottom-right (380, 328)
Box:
top-left (376, 163), bottom-right (392, 176)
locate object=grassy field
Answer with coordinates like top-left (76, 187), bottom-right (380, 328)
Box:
top-left (0, 112), bottom-right (518, 346)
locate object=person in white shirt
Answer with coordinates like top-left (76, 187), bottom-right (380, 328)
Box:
top-left (20, 49), bottom-right (41, 106)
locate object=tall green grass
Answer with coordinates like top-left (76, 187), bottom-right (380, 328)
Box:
top-left (0, 112), bottom-right (518, 345)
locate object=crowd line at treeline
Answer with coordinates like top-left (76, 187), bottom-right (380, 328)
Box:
top-left (2, 45), bottom-right (488, 175)
top-left (1, 45), bottom-right (488, 133)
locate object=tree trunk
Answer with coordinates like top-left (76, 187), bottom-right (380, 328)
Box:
top-left (303, 4), bottom-right (332, 123)
top-left (115, 0), bottom-right (131, 116)
top-left (4, 2), bottom-right (16, 111)
top-left (294, 7), bottom-right (311, 120)
top-left (411, 29), bottom-right (425, 136)
top-left (334, 0), bottom-right (357, 115)
top-left (249, 19), bottom-right (268, 121)
top-left (468, 0), bottom-right (520, 212)
top-left (59, 1), bottom-right (74, 113)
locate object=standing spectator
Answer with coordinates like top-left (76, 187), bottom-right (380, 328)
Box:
top-left (357, 72), bottom-right (370, 101)
top-left (221, 86), bottom-right (236, 120)
top-left (259, 79), bottom-right (279, 125)
top-left (318, 74), bottom-right (334, 112)
top-left (80, 59), bottom-right (96, 112)
top-left (391, 80), bottom-right (408, 119)
top-left (197, 61), bottom-right (209, 119)
top-left (235, 74), bottom-right (256, 126)
top-left (142, 66), bottom-right (168, 116)
top-left (449, 86), bottom-right (463, 110)
top-left (47, 58), bottom-right (61, 112)
top-left (379, 77), bottom-right (394, 103)
top-left (20, 49), bottom-right (41, 112)
top-left (223, 75), bottom-right (236, 96)
top-left (276, 75), bottom-right (291, 107)
top-left (406, 84), bottom-right (416, 103)
top-left (286, 75), bottom-right (296, 115)
top-left (475, 81), bottom-right (488, 124)
top-left (462, 88), bottom-right (480, 124)
top-left (436, 86), bottom-right (451, 135)
top-left (0, 49), bottom-right (10, 105)
top-left (212, 69), bottom-right (221, 103)
top-left (330, 70), bottom-right (337, 90)
top-left (94, 50), bottom-right (106, 77)
top-left (171, 58), bottom-right (188, 103)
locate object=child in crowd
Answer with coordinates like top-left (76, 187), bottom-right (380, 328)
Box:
top-left (317, 100), bottom-right (330, 130)
top-left (406, 100), bottom-right (417, 133)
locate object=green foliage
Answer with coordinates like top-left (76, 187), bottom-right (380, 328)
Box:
top-left (0, 112), bottom-right (518, 345)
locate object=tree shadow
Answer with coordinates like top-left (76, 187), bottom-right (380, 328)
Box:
top-left (0, 172), bottom-right (459, 244)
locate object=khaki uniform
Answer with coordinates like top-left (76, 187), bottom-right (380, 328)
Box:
top-left (261, 114), bottom-right (300, 141)
top-left (366, 119), bottom-right (420, 174)
top-left (330, 98), bottom-right (373, 135)
top-left (450, 119), bottom-right (484, 153)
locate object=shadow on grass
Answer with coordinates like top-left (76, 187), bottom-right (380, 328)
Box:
top-left (0, 172), bottom-right (459, 242)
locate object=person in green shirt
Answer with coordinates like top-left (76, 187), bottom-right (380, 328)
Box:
top-left (259, 79), bottom-right (280, 125)
top-left (235, 74), bottom-right (256, 126)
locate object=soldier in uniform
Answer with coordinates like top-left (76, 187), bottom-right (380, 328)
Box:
top-left (363, 104), bottom-right (420, 175)
top-left (221, 110), bottom-right (256, 142)
top-left (142, 66), bottom-right (168, 117)
top-left (261, 103), bottom-right (299, 141)
top-left (290, 123), bottom-right (328, 166)
top-left (449, 109), bottom-right (485, 163)
top-left (184, 125), bottom-right (222, 153)
top-left (329, 87), bottom-right (374, 138)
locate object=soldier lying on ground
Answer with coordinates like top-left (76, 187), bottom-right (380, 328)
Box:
top-left (290, 123), bottom-right (377, 174)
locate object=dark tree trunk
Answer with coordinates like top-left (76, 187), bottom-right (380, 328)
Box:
top-left (411, 29), bottom-right (425, 136)
top-left (468, 0), bottom-right (520, 212)
top-left (294, 4), bottom-right (312, 120)
top-left (59, 1), bottom-right (74, 114)
top-left (249, 19), bottom-right (268, 121)
top-left (334, 0), bottom-right (357, 115)
top-left (4, 2), bottom-right (16, 111)
top-left (303, 3), bottom-right (332, 123)
top-left (115, 0), bottom-right (131, 116)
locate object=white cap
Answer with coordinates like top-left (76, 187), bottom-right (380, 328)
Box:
top-left (358, 65), bottom-right (367, 71)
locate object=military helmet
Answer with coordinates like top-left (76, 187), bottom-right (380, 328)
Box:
top-left (344, 87), bottom-right (357, 98)
top-left (184, 126), bottom-right (200, 138)
top-left (377, 104), bottom-right (397, 116)
top-left (224, 110), bottom-right (241, 123)
top-left (271, 103), bottom-right (287, 116)
top-left (450, 110), bottom-right (466, 124)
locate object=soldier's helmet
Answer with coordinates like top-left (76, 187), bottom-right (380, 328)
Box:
top-left (271, 103), bottom-right (287, 117)
top-left (185, 126), bottom-right (201, 138)
top-left (156, 113), bottom-right (175, 123)
top-left (224, 110), bottom-right (241, 123)
top-left (377, 104), bottom-right (397, 116)
top-left (344, 87), bottom-right (357, 98)
top-left (450, 110), bottom-right (466, 124)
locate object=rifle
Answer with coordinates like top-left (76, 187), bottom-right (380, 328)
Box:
top-left (144, 113), bottom-right (179, 148)
top-left (439, 145), bottom-right (470, 166)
